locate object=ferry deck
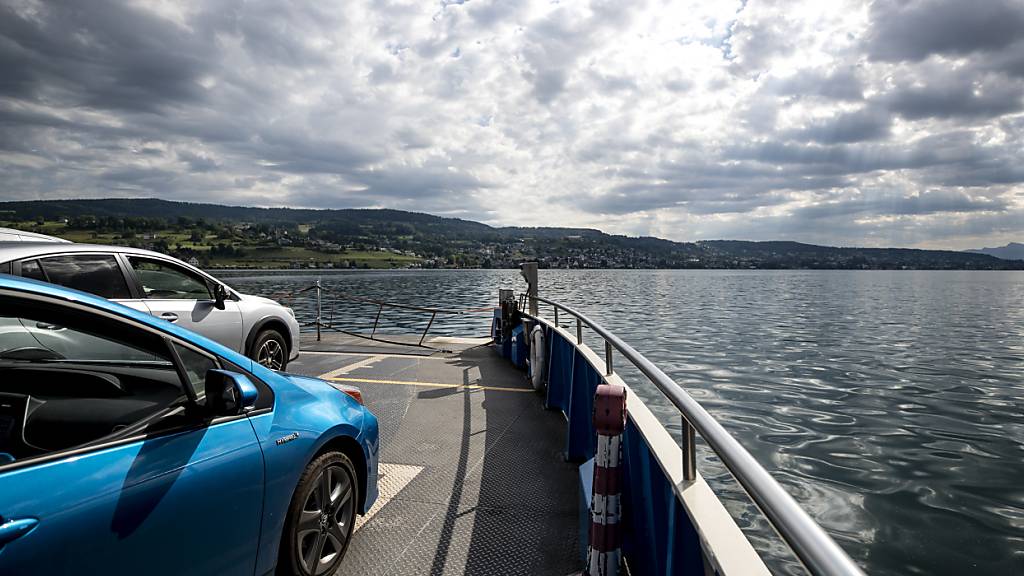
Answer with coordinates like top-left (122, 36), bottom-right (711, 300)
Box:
top-left (288, 333), bottom-right (581, 575)
top-left (276, 271), bottom-right (866, 576)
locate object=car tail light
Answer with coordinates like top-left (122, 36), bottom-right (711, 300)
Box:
top-left (328, 382), bottom-right (363, 405)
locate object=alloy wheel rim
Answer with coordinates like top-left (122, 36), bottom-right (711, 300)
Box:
top-left (257, 339), bottom-right (284, 369)
top-left (296, 465), bottom-right (354, 575)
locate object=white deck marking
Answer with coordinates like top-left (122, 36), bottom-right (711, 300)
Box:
top-left (317, 355), bottom-right (385, 379)
top-left (355, 463), bottom-right (423, 532)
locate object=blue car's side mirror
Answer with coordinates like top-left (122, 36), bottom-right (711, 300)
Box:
top-left (204, 369), bottom-right (258, 415)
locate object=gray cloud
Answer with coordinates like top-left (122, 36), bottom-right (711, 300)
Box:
top-left (761, 68), bottom-right (865, 102)
top-left (787, 108), bottom-right (891, 144)
top-left (692, 205), bottom-right (1024, 250)
top-left (468, 0), bottom-right (528, 28)
top-left (0, 0), bottom-right (1021, 249)
top-left (0, 0), bottom-right (492, 212)
top-left (177, 150), bottom-right (220, 173)
top-left (882, 70), bottom-right (1024, 120)
top-left (866, 0), bottom-right (1024, 62)
top-left (0, 0), bottom-right (213, 112)
top-left (793, 189), bottom-right (1008, 220)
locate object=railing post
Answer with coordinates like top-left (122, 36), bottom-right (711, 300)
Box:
top-left (315, 279), bottom-right (322, 342)
top-left (371, 303), bottom-right (383, 338)
top-left (520, 262), bottom-right (539, 316)
top-left (605, 339), bottom-right (613, 376)
top-left (554, 306), bottom-right (559, 326)
top-left (418, 312), bottom-right (436, 346)
top-left (682, 419), bottom-right (696, 482)
top-left (328, 290), bottom-right (335, 326)
top-left (576, 318), bottom-right (582, 343)
top-left (586, 383), bottom-right (627, 576)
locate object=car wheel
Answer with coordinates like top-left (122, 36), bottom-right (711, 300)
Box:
top-left (251, 329), bottom-right (288, 371)
top-left (280, 452), bottom-right (359, 576)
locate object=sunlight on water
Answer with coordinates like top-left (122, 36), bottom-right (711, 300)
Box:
top-left (222, 268), bottom-right (1024, 576)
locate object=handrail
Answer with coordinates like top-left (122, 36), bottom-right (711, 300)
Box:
top-left (528, 294), bottom-right (865, 576)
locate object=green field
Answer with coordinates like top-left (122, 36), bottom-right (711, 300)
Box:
top-left (0, 221), bottom-right (422, 269)
top-left (206, 248), bottom-right (420, 269)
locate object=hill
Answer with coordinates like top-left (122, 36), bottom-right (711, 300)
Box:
top-left (0, 198), bottom-right (1020, 270)
top-left (966, 242), bottom-right (1024, 261)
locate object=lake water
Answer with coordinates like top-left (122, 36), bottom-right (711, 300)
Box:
top-left (221, 269), bottom-right (1024, 575)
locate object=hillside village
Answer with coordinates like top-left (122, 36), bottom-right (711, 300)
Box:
top-left (1, 199), bottom-right (1020, 271)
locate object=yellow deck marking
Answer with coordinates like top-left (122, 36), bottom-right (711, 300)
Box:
top-left (326, 376), bottom-right (534, 393)
top-left (305, 350), bottom-right (450, 360)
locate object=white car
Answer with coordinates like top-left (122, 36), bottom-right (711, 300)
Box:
top-left (0, 243), bottom-right (300, 370)
top-left (0, 228), bottom-right (71, 243)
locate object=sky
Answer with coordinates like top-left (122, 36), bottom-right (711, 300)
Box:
top-left (0, 0), bottom-right (1022, 249)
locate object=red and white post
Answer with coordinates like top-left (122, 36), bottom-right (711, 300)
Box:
top-left (586, 383), bottom-right (627, 576)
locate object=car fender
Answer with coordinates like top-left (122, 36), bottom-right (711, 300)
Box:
top-left (246, 366), bottom-right (375, 576)
top-left (243, 315), bottom-right (294, 357)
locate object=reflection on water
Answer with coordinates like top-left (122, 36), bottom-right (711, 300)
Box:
top-left (222, 268), bottom-right (1024, 576)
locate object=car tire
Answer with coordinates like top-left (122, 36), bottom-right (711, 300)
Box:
top-left (279, 451), bottom-right (359, 576)
top-left (250, 329), bottom-right (288, 371)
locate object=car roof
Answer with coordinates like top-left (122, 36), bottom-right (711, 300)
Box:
top-left (0, 241), bottom-right (241, 298)
top-left (0, 242), bottom-right (170, 263)
top-left (0, 273), bottom-right (248, 366)
top-left (0, 228), bottom-right (72, 243)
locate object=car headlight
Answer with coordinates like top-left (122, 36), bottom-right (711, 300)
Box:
top-left (285, 307), bottom-right (296, 318)
top-left (327, 382), bottom-right (364, 405)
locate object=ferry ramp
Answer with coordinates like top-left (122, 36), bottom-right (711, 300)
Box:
top-left (288, 334), bottom-right (581, 576)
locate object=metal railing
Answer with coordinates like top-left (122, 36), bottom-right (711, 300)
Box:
top-left (291, 280), bottom-right (493, 348)
top-left (527, 293), bottom-right (865, 576)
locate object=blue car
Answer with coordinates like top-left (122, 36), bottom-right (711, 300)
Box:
top-left (0, 275), bottom-right (379, 576)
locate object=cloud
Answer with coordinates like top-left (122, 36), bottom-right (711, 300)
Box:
top-left (0, 0), bottom-right (213, 112)
top-left (787, 107), bottom-right (891, 143)
top-left (865, 0), bottom-right (1024, 62)
top-left (881, 68), bottom-right (1024, 120)
top-left (793, 189), bottom-right (1009, 220)
top-left (725, 0), bottom-right (802, 73)
top-left (0, 0), bottom-right (1021, 250)
top-left (761, 68), bottom-right (865, 102)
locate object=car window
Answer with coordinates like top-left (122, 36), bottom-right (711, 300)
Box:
top-left (20, 259), bottom-right (47, 281)
top-left (0, 315), bottom-right (165, 364)
top-left (38, 254), bottom-right (131, 299)
top-left (0, 297), bottom-right (187, 464)
top-left (128, 257), bottom-right (211, 300)
top-left (172, 342), bottom-right (217, 401)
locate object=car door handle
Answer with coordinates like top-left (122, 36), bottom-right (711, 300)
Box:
top-left (159, 313), bottom-right (179, 323)
top-left (35, 322), bottom-right (64, 331)
top-left (0, 517), bottom-right (38, 545)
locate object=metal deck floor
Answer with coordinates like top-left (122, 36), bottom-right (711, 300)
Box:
top-left (288, 339), bottom-right (581, 576)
